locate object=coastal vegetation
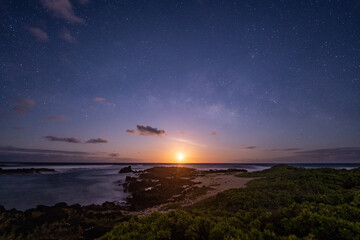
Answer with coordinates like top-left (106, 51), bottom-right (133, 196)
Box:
top-left (101, 165), bottom-right (360, 240)
top-left (1, 165), bottom-right (360, 239)
top-left (0, 202), bottom-right (128, 240)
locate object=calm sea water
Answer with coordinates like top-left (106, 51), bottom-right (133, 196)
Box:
top-left (0, 162), bottom-right (359, 210)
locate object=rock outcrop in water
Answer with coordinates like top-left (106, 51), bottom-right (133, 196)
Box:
top-left (123, 167), bottom-right (199, 210)
top-left (118, 166), bottom-right (133, 173)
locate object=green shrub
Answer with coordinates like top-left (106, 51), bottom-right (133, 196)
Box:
top-left (100, 165), bottom-right (360, 240)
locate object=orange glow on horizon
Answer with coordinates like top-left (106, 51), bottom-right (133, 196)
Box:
top-left (176, 152), bottom-right (185, 162)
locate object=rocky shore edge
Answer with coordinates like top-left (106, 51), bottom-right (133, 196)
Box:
top-left (0, 166), bottom-right (249, 239)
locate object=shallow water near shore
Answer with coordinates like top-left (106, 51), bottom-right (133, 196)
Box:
top-left (0, 162), bottom-right (359, 210)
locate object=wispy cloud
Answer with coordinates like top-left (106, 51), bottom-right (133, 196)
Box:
top-left (126, 124), bottom-right (166, 136)
top-left (44, 135), bottom-right (81, 143)
top-left (40, 0), bottom-right (84, 23)
top-left (60, 28), bottom-right (76, 42)
top-left (210, 131), bottom-right (217, 136)
top-left (0, 145), bottom-right (88, 155)
top-left (94, 97), bottom-right (106, 102)
top-left (237, 144), bottom-right (257, 150)
top-left (13, 127), bottom-right (24, 130)
top-left (261, 147), bottom-right (360, 163)
top-left (43, 115), bottom-right (69, 122)
top-left (245, 146), bottom-right (256, 149)
top-left (0, 146), bottom-right (137, 163)
top-left (171, 138), bottom-right (207, 148)
top-left (265, 148), bottom-right (301, 152)
top-left (27, 27), bottom-right (49, 42)
top-left (93, 97), bottom-right (116, 107)
top-left (12, 99), bottom-right (35, 114)
top-left (295, 147), bottom-right (360, 159)
top-left (86, 138), bottom-right (108, 144)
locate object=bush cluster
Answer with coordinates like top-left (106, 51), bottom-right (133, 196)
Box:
top-left (100, 165), bottom-right (360, 240)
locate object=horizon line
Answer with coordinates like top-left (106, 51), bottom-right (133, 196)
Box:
top-left (1, 161), bottom-right (359, 165)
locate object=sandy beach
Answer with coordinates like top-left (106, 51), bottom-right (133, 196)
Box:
top-left (137, 172), bottom-right (254, 216)
top-left (184, 173), bottom-right (255, 205)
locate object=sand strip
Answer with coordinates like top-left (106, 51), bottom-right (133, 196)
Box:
top-left (136, 173), bottom-right (254, 216)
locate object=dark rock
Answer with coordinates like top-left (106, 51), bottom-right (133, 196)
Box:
top-left (125, 176), bottom-right (137, 182)
top-left (126, 179), bottom-right (153, 193)
top-left (119, 166), bottom-right (133, 173)
top-left (125, 167), bottom-right (198, 210)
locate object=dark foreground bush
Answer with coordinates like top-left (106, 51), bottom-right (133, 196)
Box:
top-left (0, 202), bottom-right (129, 240)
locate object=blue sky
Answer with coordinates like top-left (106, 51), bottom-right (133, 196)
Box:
top-left (1, 0), bottom-right (360, 163)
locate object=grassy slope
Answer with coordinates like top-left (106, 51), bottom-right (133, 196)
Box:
top-left (99, 165), bottom-right (360, 240)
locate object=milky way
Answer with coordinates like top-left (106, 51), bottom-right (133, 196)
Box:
top-left (1, 1), bottom-right (359, 163)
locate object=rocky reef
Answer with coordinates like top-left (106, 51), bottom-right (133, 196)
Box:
top-left (122, 167), bottom-right (200, 210)
top-left (0, 166), bottom-right (248, 239)
top-left (118, 166), bottom-right (133, 173)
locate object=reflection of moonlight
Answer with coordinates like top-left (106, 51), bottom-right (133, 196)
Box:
top-left (177, 152), bottom-right (185, 162)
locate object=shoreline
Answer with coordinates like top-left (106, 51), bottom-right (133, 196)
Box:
top-left (0, 166), bottom-right (253, 213)
top-left (134, 172), bottom-right (254, 216)
top-left (2, 162), bottom-right (357, 212)
top-left (2, 165), bottom-right (359, 240)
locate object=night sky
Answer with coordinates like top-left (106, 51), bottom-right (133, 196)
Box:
top-left (1, 0), bottom-right (360, 163)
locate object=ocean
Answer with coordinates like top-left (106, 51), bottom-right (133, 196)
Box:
top-left (0, 162), bottom-right (359, 210)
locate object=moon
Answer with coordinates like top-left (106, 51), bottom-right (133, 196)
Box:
top-left (176, 152), bottom-right (185, 162)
